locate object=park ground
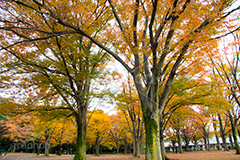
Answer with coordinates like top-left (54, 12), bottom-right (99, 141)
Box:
top-left (0, 150), bottom-right (240, 160)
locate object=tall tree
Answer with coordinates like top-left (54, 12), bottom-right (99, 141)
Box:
top-left (0, 1), bottom-right (239, 159)
top-left (0, 8), bottom-right (110, 160)
top-left (210, 30), bottom-right (240, 154)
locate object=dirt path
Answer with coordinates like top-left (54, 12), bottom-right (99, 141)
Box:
top-left (0, 150), bottom-right (240, 160)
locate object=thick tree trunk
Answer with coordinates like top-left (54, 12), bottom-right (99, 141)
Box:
top-left (74, 116), bottom-right (87, 160)
top-left (218, 114), bottom-right (228, 151)
top-left (144, 108), bottom-right (161, 160)
top-left (133, 139), bottom-right (141, 157)
top-left (229, 114), bottom-right (240, 154)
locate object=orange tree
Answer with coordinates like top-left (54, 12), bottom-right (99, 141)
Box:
top-left (4, 114), bottom-right (33, 152)
top-left (0, 1), bottom-right (239, 159)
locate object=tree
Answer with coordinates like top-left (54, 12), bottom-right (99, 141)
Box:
top-left (1, 1), bottom-right (238, 159)
top-left (86, 110), bottom-right (111, 156)
top-left (160, 74), bottom-right (214, 158)
top-left (210, 30), bottom-right (240, 154)
top-left (0, 113), bottom-right (9, 150)
top-left (192, 107), bottom-right (215, 151)
top-left (4, 114), bottom-right (33, 152)
top-left (168, 107), bottom-right (195, 153)
top-left (108, 112), bottom-right (131, 154)
top-left (115, 78), bottom-right (144, 157)
top-left (30, 115), bottom-right (56, 156)
top-left (0, 1), bottom-right (111, 159)
top-left (51, 117), bottom-right (76, 155)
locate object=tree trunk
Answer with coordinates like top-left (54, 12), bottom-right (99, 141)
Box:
top-left (124, 141), bottom-right (127, 154)
top-left (37, 141), bottom-right (41, 155)
top-left (160, 137), bottom-right (168, 160)
top-left (229, 134), bottom-right (234, 149)
top-left (117, 143), bottom-right (119, 154)
top-left (58, 144), bottom-right (62, 155)
top-left (95, 137), bottom-right (100, 156)
top-left (229, 114), bottom-right (240, 154)
top-left (11, 143), bottom-right (16, 153)
top-left (133, 141), bottom-right (136, 156)
top-left (129, 143), bottom-right (132, 154)
top-left (238, 128), bottom-right (240, 139)
top-left (133, 139), bottom-right (141, 157)
top-left (218, 114), bottom-right (228, 151)
top-left (67, 143), bottom-right (71, 154)
top-left (74, 115), bottom-right (87, 160)
top-left (143, 108), bottom-right (161, 160)
top-left (44, 135), bottom-right (50, 156)
top-left (203, 137), bottom-right (208, 151)
top-left (100, 145), bottom-right (103, 154)
top-left (213, 122), bottom-right (221, 150)
top-left (207, 135), bottom-right (210, 151)
top-left (160, 128), bottom-right (170, 160)
top-left (171, 140), bottom-right (176, 153)
top-left (176, 128), bottom-right (183, 153)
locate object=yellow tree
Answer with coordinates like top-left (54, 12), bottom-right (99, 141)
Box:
top-left (51, 117), bottom-right (76, 155)
top-left (30, 115), bottom-right (57, 156)
top-left (0, 1), bottom-right (239, 159)
top-left (86, 110), bottom-right (111, 156)
top-left (108, 112), bottom-right (131, 154)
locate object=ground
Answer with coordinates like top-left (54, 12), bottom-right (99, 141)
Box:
top-left (0, 150), bottom-right (240, 160)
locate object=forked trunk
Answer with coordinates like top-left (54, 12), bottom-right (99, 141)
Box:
top-left (74, 116), bottom-right (86, 160)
